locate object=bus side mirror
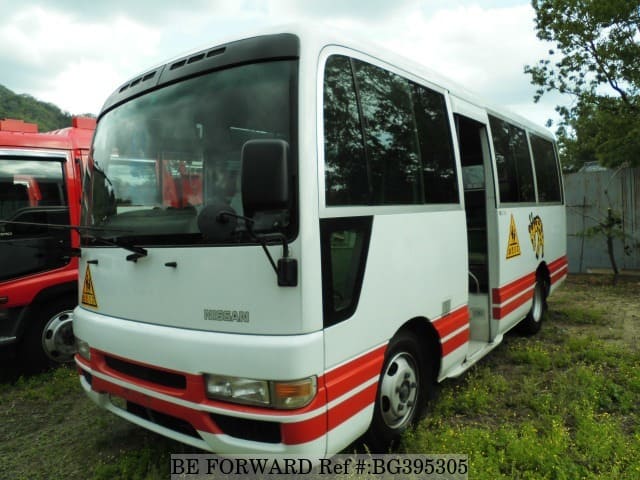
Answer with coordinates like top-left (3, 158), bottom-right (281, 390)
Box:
top-left (241, 139), bottom-right (290, 217)
top-left (240, 139), bottom-right (297, 287)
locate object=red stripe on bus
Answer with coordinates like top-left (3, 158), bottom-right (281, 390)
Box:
top-left (548, 255), bottom-right (568, 274)
top-left (283, 381), bottom-right (379, 444)
top-left (79, 347), bottom-right (381, 445)
top-left (327, 382), bottom-right (378, 433)
top-left (85, 349), bottom-right (328, 417)
top-left (551, 267), bottom-right (568, 285)
top-left (492, 255), bottom-right (567, 308)
top-left (492, 289), bottom-right (534, 319)
top-left (441, 329), bottom-right (470, 356)
top-left (492, 272), bottom-right (536, 304)
top-left (324, 345), bottom-right (386, 402)
top-left (433, 306), bottom-right (470, 339)
top-left (89, 373), bottom-right (223, 435)
top-left (281, 411), bottom-right (327, 444)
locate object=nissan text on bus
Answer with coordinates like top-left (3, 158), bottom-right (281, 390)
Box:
top-left (0, 116), bottom-right (95, 372)
top-left (74, 26), bottom-right (567, 455)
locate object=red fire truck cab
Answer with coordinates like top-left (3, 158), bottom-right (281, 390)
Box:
top-left (0, 117), bottom-right (95, 372)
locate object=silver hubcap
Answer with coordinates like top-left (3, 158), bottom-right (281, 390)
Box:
top-left (41, 310), bottom-right (76, 362)
top-left (379, 351), bottom-right (419, 429)
top-left (531, 283), bottom-right (543, 323)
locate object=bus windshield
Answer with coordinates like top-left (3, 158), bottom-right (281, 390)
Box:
top-left (82, 59), bottom-right (297, 246)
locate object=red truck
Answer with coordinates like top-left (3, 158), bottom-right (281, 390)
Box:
top-left (0, 117), bottom-right (95, 372)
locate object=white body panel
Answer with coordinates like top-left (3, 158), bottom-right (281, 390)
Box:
top-left (78, 243), bottom-right (305, 335)
top-left (492, 205), bottom-right (566, 334)
top-left (322, 210), bottom-right (468, 369)
top-left (74, 307), bottom-right (324, 379)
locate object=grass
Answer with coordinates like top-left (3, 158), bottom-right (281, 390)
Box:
top-left (1, 274), bottom-right (638, 479)
top-left (402, 275), bottom-right (640, 479)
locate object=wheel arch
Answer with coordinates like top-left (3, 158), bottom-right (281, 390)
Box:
top-left (16, 281), bottom-right (77, 339)
top-left (536, 262), bottom-right (551, 297)
top-left (396, 316), bottom-right (442, 387)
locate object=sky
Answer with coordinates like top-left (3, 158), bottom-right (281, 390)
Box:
top-left (0, 0), bottom-right (570, 129)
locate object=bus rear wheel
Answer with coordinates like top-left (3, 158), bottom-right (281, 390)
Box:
top-left (365, 331), bottom-right (431, 452)
top-left (518, 279), bottom-right (547, 335)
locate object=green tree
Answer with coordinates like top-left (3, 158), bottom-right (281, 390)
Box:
top-left (0, 84), bottom-right (74, 132)
top-left (525, 0), bottom-right (640, 170)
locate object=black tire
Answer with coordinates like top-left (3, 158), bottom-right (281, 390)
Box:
top-left (364, 331), bottom-right (433, 452)
top-left (517, 279), bottom-right (547, 336)
top-left (18, 298), bottom-right (77, 373)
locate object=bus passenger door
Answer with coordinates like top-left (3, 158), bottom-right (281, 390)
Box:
top-left (454, 113), bottom-right (499, 357)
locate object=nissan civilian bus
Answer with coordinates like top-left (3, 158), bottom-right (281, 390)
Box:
top-left (74, 26), bottom-right (567, 455)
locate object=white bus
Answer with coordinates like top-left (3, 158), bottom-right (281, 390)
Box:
top-left (74, 25), bottom-right (567, 455)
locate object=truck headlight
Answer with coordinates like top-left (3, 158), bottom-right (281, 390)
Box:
top-left (205, 374), bottom-right (316, 409)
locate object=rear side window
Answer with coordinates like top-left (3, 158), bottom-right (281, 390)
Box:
top-left (323, 54), bottom-right (458, 206)
top-left (489, 116), bottom-right (535, 203)
top-left (530, 134), bottom-right (562, 202)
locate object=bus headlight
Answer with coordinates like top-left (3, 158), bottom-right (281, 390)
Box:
top-left (75, 337), bottom-right (91, 361)
top-left (204, 374), bottom-right (317, 409)
top-left (205, 374), bottom-right (270, 406)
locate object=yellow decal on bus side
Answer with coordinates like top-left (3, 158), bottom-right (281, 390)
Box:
top-left (528, 213), bottom-right (544, 259)
top-left (81, 265), bottom-right (98, 308)
top-left (506, 214), bottom-right (521, 259)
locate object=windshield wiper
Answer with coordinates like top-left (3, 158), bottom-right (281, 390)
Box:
top-left (85, 234), bottom-right (148, 262)
top-left (0, 219), bottom-right (146, 261)
top-left (0, 218), bottom-right (126, 234)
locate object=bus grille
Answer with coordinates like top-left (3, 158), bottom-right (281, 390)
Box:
top-left (127, 401), bottom-right (200, 438)
top-left (104, 355), bottom-right (187, 390)
top-left (210, 413), bottom-right (281, 444)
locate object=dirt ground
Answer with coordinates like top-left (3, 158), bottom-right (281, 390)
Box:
top-left (547, 273), bottom-right (640, 350)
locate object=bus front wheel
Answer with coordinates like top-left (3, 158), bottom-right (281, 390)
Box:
top-left (365, 331), bottom-right (431, 452)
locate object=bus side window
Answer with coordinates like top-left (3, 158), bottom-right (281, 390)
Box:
top-left (412, 83), bottom-right (459, 204)
top-left (489, 115), bottom-right (535, 203)
top-left (352, 59), bottom-right (423, 205)
top-left (323, 55), bottom-right (368, 206)
top-left (530, 134), bottom-right (562, 203)
top-left (323, 54), bottom-right (458, 207)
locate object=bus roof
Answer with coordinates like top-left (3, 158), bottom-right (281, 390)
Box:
top-left (100, 23), bottom-right (553, 140)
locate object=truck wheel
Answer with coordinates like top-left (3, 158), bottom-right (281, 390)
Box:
top-left (364, 331), bottom-right (432, 452)
top-left (19, 299), bottom-right (77, 373)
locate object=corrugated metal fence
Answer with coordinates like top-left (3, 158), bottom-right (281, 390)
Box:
top-left (565, 167), bottom-right (640, 273)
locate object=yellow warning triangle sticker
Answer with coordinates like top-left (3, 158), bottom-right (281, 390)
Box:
top-left (81, 264), bottom-right (98, 308)
top-left (506, 214), bottom-right (521, 259)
